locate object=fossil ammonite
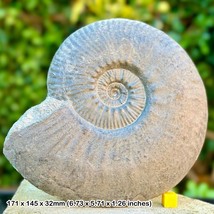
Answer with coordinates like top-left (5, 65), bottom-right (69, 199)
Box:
top-left (4, 19), bottom-right (208, 201)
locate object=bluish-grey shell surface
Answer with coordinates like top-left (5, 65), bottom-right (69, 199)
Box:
top-left (3, 19), bottom-right (208, 201)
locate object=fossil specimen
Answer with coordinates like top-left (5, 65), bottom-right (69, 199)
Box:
top-left (4, 19), bottom-right (207, 201)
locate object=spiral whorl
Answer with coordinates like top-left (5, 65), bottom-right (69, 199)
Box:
top-left (69, 67), bottom-right (146, 129)
top-left (47, 19), bottom-right (150, 130)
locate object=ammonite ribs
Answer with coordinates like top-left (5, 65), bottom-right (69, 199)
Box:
top-left (3, 19), bottom-right (208, 201)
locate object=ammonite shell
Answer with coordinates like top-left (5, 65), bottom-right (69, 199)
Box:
top-left (4, 19), bottom-right (208, 201)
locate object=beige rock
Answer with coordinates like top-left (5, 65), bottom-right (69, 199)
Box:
top-left (3, 19), bottom-right (208, 200)
top-left (4, 180), bottom-right (214, 214)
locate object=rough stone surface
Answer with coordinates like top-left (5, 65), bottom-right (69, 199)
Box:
top-left (4, 180), bottom-right (214, 214)
top-left (3, 19), bottom-right (208, 200)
